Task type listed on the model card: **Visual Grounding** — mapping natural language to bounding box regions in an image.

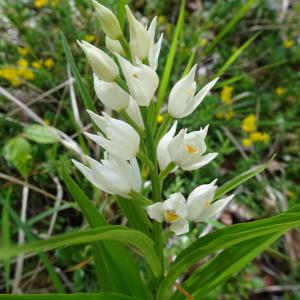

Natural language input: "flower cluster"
[0,47,54,87]
[241,114,270,148]
[72,1,233,235]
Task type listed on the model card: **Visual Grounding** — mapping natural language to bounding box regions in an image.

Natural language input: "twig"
[8,79,75,117]
[0,172,67,203]
[47,176,63,237]
[0,86,85,160]
[67,65,84,129]
[174,282,194,300]
[12,183,29,293]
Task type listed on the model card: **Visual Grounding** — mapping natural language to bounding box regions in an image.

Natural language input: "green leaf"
[155,0,185,118]
[214,157,273,200]
[205,0,256,53]
[60,32,96,113]
[24,125,59,144]
[62,166,152,299]
[216,33,259,77]
[0,293,141,300]
[3,137,32,178]
[172,232,283,300]
[0,225,161,278]
[157,206,300,299]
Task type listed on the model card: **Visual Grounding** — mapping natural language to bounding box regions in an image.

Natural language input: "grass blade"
[0,293,142,300]
[1,190,11,293]
[216,33,259,77]
[205,0,256,54]
[155,0,185,117]
[60,32,96,113]
[10,209,65,293]
[117,0,127,31]
[214,156,273,200]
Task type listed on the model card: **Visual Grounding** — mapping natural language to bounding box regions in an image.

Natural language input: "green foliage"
[24,125,59,144]
[3,136,32,177]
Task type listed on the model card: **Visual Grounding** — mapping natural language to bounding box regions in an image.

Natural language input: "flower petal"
[170,218,189,235]
[146,202,164,222]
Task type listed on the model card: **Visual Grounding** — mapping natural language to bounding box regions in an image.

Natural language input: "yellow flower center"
[204,200,210,209]
[165,210,179,223]
[133,73,139,79]
[187,88,194,97]
[185,144,198,154]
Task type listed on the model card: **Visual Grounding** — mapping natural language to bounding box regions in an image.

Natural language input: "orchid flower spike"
[92,0,122,40]
[168,65,219,118]
[157,122,218,171]
[126,5,151,61]
[85,110,140,160]
[147,180,234,235]
[77,40,119,82]
[117,54,159,106]
[93,74,129,111]
[147,16,163,71]
[73,154,142,198]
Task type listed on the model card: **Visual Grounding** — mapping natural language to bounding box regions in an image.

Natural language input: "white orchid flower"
[78,40,119,82]
[147,193,189,235]
[93,74,129,111]
[147,180,234,235]
[168,65,219,118]
[147,17,163,71]
[85,110,140,160]
[92,0,122,40]
[72,154,141,198]
[157,123,218,171]
[125,97,144,129]
[126,5,151,61]
[117,54,159,106]
[105,36,124,55]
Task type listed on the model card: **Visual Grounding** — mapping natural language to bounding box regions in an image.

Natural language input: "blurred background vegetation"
[0,0,300,298]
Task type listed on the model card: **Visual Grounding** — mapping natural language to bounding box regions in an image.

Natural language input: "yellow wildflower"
[242,138,252,148]
[44,58,54,69]
[34,0,48,8]
[84,34,96,43]
[0,68,21,86]
[22,69,35,80]
[241,114,256,133]
[283,39,294,49]
[250,131,270,144]
[51,0,60,7]
[215,111,224,119]
[200,38,208,47]
[32,60,43,69]
[44,119,50,125]
[287,190,295,198]
[157,114,164,124]
[157,16,166,24]
[220,86,233,105]
[225,110,234,120]
[17,58,28,68]
[17,47,29,56]
[275,87,286,96]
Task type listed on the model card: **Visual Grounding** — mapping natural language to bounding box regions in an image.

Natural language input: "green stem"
[137,151,155,170]
[159,162,176,182]
[129,190,152,206]
[115,76,129,93]
[118,35,132,62]
[140,106,164,274]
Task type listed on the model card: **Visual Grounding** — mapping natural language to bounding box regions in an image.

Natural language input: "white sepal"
[125,97,144,129]
[94,74,129,111]
[117,54,159,106]
[168,65,218,118]
[105,36,124,55]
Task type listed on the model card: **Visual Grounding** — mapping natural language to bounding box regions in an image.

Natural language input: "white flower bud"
[105,36,124,55]
[78,40,119,82]
[92,0,122,40]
